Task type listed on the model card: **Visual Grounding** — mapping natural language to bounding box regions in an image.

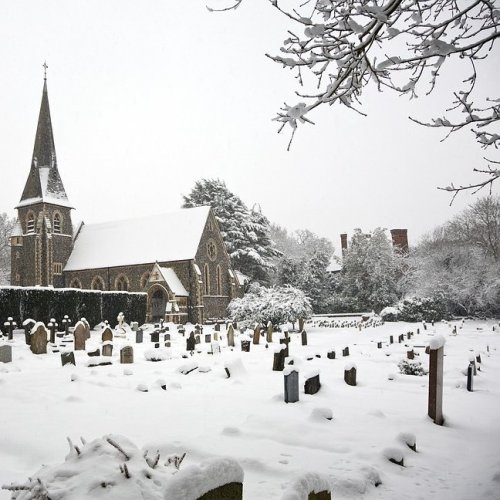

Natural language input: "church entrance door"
[151,289,167,321]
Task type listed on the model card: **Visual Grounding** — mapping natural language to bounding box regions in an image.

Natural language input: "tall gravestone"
[23,319,35,345]
[74,322,87,351]
[284,369,299,403]
[301,330,308,346]
[227,324,235,347]
[62,316,72,335]
[266,322,273,343]
[252,324,260,345]
[102,327,113,343]
[467,363,474,392]
[30,324,48,355]
[428,340,445,425]
[136,328,143,343]
[81,318,91,339]
[186,333,196,351]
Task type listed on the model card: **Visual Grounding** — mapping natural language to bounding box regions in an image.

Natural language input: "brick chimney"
[340,233,348,256]
[390,229,409,253]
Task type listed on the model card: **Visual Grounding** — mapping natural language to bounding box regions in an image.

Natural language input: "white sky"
[1,0,498,255]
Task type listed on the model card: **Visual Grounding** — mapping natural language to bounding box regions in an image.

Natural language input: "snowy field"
[0,318,499,499]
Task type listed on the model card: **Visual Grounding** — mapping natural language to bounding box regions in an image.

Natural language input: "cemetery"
[0,313,499,499]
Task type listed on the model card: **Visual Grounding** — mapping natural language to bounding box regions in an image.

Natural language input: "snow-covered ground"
[0,319,499,499]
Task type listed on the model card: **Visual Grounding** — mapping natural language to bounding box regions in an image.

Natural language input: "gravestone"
[165,333,171,342]
[102,327,113,343]
[3,318,16,341]
[266,322,273,343]
[280,332,290,357]
[304,374,321,395]
[428,343,444,425]
[195,334,201,344]
[301,330,308,346]
[61,352,75,366]
[227,324,235,347]
[47,319,58,344]
[377,341,382,349]
[136,328,143,343]
[327,350,335,360]
[205,334,212,343]
[81,318,91,339]
[62,316,71,335]
[211,342,221,354]
[407,350,415,360]
[213,331,219,342]
[196,482,243,500]
[241,340,251,352]
[87,348,100,357]
[214,323,220,332]
[150,331,160,343]
[284,369,299,403]
[476,354,482,364]
[120,346,134,364]
[0,345,12,363]
[344,366,357,386]
[467,363,474,392]
[30,324,48,355]
[273,347,286,371]
[130,321,139,331]
[102,342,113,357]
[252,324,260,345]
[417,328,420,335]
[23,319,35,345]
[74,323,87,351]
[470,357,477,376]
[398,334,404,343]
[186,333,196,351]
[389,335,394,344]
[342,347,349,357]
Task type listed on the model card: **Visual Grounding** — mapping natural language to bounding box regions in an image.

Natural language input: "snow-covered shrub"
[227,283,312,329]
[380,306,399,322]
[397,359,427,376]
[397,296,447,322]
[144,349,169,362]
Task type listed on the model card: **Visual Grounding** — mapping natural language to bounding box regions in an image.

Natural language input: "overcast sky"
[1,0,498,256]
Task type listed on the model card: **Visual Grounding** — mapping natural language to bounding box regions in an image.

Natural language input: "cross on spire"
[43,61,48,81]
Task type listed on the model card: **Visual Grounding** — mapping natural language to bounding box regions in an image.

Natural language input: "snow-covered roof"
[159,267,188,297]
[327,260,342,273]
[234,270,249,286]
[11,220,23,237]
[64,206,210,271]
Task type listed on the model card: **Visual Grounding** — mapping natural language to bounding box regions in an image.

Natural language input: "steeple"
[17,67,71,208]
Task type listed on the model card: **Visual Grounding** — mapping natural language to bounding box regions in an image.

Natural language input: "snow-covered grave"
[0,318,499,499]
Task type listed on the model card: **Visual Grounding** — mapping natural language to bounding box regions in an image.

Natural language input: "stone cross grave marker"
[0,345,12,363]
[62,316,71,335]
[102,327,113,343]
[61,351,76,367]
[30,324,48,355]
[284,369,299,403]
[304,373,321,395]
[4,318,16,340]
[74,322,87,351]
[120,346,134,364]
[344,365,357,386]
[428,342,444,425]
[47,319,58,344]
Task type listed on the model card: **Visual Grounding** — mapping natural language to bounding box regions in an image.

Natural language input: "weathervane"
[43,61,48,81]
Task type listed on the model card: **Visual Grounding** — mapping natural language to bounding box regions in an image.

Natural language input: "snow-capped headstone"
[407,349,415,360]
[327,350,335,360]
[61,351,75,367]
[23,319,35,345]
[30,323,48,355]
[304,372,321,395]
[47,319,58,344]
[120,346,134,364]
[273,345,286,371]
[344,364,357,386]
[135,328,143,343]
[0,344,12,363]
[102,326,113,343]
[428,336,445,425]
[211,341,221,355]
[62,315,71,335]
[214,323,220,332]
[377,341,382,349]
[195,334,201,344]
[81,318,91,339]
[102,342,113,357]
[150,331,159,343]
[3,318,16,341]
[342,347,349,357]
[73,322,87,351]
[280,331,290,357]
[130,321,139,332]
[284,368,299,403]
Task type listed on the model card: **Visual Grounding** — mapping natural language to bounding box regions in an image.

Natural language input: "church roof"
[64,206,211,271]
[158,267,189,296]
[17,78,72,209]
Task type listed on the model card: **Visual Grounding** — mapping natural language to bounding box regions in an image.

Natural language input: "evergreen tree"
[182,179,280,284]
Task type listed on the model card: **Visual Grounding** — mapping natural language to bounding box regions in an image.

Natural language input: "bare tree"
[209,0,500,198]
[0,213,15,285]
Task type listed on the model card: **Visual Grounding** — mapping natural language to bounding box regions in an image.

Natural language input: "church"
[10,74,243,324]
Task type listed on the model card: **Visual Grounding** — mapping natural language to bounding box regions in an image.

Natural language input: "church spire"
[18,66,71,208]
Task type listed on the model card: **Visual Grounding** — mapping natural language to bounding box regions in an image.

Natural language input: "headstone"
[3,318,16,341]
[241,340,251,352]
[266,322,273,343]
[74,323,87,351]
[211,342,221,354]
[425,345,430,354]
[214,323,220,332]
[61,351,75,366]
[165,333,171,341]
[377,341,382,349]
[62,316,71,335]
[0,345,12,363]
[327,350,335,360]
[253,324,260,345]
[87,348,100,357]
[47,319,58,344]
[284,369,299,403]
[81,318,91,339]
[342,347,349,357]
[186,333,196,351]
[344,366,356,386]
[205,334,212,343]
[150,331,160,343]
[196,482,243,500]
[470,357,477,376]
[467,363,474,392]
[428,344,444,425]
[407,349,415,360]
[23,319,35,345]
[227,324,235,347]
[304,374,321,395]
[398,334,403,343]
[102,343,113,357]
[389,335,393,344]
[476,354,482,364]
[30,324,48,355]
[273,347,286,371]
[213,331,219,341]
[280,331,290,357]
[195,334,201,344]
[136,328,143,343]
[130,321,139,332]
[102,327,113,343]
[417,328,420,335]
[301,330,308,346]
[120,346,134,364]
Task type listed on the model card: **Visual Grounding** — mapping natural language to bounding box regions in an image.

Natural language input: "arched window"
[204,264,210,295]
[53,212,61,234]
[216,265,222,295]
[115,274,129,291]
[26,212,35,234]
[91,276,105,291]
[140,271,150,289]
[70,278,82,289]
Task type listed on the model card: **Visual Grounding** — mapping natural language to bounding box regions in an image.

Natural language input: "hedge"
[0,287,147,328]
